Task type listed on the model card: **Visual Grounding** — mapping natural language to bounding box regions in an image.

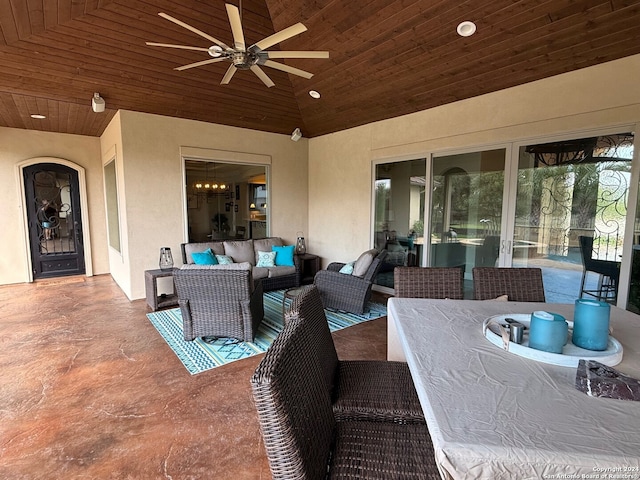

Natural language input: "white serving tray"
[483,313,623,368]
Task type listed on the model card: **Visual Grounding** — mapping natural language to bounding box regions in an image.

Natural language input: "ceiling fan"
[146,3,329,88]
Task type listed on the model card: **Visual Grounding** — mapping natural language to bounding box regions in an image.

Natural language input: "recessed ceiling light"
[30,114,46,119]
[457,21,476,37]
[309,90,321,99]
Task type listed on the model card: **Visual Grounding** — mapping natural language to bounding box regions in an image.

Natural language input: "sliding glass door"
[373,129,637,306]
[429,148,507,296]
[508,133,634,304]
[373,159,426,289]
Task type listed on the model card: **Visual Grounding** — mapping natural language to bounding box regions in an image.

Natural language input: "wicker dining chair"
[394,266,464,299]
[472,267,546,302]
[251,304,439,480]
[285,285,425,424]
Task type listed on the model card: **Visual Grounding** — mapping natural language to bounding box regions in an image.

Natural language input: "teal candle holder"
[529,311,568,354]
[572,299,610,351]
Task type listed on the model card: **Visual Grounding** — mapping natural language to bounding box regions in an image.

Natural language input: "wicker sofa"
[180,237,300,291]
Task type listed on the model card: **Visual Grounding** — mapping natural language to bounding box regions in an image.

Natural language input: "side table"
[145,268,179,311]
[296,253,320,285]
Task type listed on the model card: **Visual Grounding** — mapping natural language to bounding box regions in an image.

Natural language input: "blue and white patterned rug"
[146,289,386,375]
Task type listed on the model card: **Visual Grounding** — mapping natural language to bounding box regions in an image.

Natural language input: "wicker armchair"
[173,264,264,342]
[285,285,425,424]
[314,249,386,314]
[472,267,546,302]
[394,266,464,299]
[251,295,439,479]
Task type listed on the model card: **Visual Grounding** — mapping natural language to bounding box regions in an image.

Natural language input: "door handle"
[500,240,513,254]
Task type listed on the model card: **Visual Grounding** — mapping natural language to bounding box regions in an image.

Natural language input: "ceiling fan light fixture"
[309,90,321,99]
[208,45,224,57]
[30,114,46,119]
[457,21,476,37]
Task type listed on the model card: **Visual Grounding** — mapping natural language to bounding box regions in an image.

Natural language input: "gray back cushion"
[183,242,225,264]
[253,237,283,263]
[352,249,378,277]
[223,240,255,264]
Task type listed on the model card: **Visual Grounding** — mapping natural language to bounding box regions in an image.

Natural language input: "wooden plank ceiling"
[0,0,639,138]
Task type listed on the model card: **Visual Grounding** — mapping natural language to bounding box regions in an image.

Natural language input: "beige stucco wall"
[3,53,639,296]
[110,110,308,300]
[0,127,108,285]
[308,54,640,266]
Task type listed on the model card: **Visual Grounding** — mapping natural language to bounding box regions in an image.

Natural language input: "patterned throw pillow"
[215,255,234,265]
[256,251,277,268]
[339,262,355,275]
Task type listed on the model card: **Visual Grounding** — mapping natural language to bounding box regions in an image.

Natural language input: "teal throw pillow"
[215,254,234,265]
[257,251,277,268]
[339,262,355,275]
[272,245,295,266]
[192,248,218,265]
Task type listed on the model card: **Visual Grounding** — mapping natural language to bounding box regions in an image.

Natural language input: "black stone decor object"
[575,359,640,401]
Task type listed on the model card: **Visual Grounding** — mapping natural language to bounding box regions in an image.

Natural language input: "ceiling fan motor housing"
[231,51,257,69]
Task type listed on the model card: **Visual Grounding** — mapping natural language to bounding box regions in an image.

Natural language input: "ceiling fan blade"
[250,23,307,52]
[221,65,237,84]
[146,42,210,52]
[175,58,225,71]
[225,4,245,51]
[263,60,314,79]
[250,65,275,88]
[158,12,230,50]
[266,51,329,59]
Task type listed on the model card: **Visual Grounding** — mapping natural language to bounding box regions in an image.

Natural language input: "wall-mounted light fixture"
[92,92,106,113]
[291,128,302,142]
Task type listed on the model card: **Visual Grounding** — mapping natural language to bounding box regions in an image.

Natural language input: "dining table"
[387,298,640,480]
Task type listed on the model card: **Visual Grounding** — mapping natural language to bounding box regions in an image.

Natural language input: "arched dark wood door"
[23,163,86,279]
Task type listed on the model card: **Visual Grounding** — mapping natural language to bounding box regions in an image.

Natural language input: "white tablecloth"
[388,298,640,480]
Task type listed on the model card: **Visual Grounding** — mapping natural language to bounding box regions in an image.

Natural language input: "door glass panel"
[431,149,506,295]
[514,133,634,304]
[374,159,426,289]
[33,169,77,255]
